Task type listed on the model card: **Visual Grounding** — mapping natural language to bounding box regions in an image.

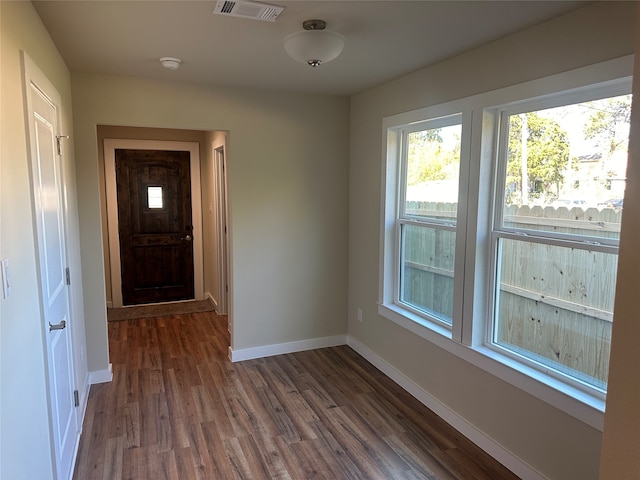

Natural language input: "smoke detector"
[213,0,284,22]
[159,57,182,70]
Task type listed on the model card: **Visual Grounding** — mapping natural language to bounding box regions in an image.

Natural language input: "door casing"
[104,139,204,308]
[214,146,229,314]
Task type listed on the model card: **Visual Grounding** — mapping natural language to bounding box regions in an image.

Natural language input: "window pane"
[400,224,455,324]
[493,237,616,390]
[502,94,631,240]
[148,186,163,209]
[405,124,461,222]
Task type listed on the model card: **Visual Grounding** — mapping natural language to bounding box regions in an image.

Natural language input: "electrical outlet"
[357,308,363,322]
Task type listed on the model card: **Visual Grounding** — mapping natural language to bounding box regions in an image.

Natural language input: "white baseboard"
[229,334,348,362]
[204,292,219,311]
[78,375,91,431]
[347,336,547,480]
[88,363,113,384]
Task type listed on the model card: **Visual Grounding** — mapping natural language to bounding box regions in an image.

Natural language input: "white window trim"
[395,113,467,333]
[379,55,633,431]
[382,106,472,341]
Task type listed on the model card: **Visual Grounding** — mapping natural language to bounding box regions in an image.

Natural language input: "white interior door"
[23,53,78,480]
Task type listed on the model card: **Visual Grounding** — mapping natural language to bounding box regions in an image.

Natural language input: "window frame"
[491,84,631,247]
[486,235,618,397]
[485,82,631,397]
[396,114,465,331]
[381,106,472,342]
[379,55,634,431]
[147,185,164,209]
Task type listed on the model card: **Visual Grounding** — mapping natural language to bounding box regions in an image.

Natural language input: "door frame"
[213,146,229,314]
[104,139,204,307]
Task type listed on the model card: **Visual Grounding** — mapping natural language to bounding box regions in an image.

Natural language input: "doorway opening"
[99,127,230,316]
[104,139,203,307]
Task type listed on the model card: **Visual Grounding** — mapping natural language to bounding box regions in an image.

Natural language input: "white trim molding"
[205,292,218,311]
[229,335,348,362]
[88,364,113,385]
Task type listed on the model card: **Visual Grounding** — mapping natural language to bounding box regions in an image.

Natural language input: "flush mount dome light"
[159,57,182,70]
[283,19,344,67]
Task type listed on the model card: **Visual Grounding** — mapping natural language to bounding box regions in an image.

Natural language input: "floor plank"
[73,311,520,479]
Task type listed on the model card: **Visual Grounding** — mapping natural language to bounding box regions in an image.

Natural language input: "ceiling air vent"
[213,0,284,22]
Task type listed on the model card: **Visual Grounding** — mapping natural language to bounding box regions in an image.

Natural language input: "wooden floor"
[73,312,520,480]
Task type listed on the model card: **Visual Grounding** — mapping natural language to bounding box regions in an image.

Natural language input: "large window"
[491,93,630,392]
[399,118,462,326]
[380,57,632,424]
[381,109,469,340]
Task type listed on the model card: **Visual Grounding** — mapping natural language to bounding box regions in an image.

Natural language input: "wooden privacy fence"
[403,201,622,387]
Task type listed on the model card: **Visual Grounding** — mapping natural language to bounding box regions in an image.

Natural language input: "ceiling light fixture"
[283,19,344,68]
[159,57,182,70]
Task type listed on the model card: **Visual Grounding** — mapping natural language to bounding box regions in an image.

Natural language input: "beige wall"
[348,3,637,479]
[0,1,87,478]
[72,74,350,371]
[599,8,640,479]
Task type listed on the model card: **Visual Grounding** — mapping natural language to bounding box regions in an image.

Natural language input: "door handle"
[49,320,66,331]
[181,234,192,241]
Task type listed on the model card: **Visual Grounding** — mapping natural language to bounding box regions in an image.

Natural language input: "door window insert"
[147,186,163,209]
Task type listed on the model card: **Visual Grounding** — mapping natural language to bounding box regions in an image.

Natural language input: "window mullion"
[495,230,618,255]
[452,110,473,344]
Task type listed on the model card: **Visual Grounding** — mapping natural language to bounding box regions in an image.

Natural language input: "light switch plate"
[1,258,11,299]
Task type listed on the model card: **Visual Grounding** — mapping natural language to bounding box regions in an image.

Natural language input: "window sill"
[378,302,605,430]
[378,302,452,342]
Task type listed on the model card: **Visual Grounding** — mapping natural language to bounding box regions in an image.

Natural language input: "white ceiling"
[33,0,589,96]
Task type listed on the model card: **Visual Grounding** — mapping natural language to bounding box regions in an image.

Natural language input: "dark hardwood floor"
[73,312,520,479]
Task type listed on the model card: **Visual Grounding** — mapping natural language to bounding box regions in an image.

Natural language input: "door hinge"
[74,389,79,407]
[65,267,71,285]
[55,135,69,156]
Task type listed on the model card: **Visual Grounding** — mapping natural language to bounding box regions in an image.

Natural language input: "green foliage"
[583,95,632,157]
[406,127,460,186]
[506,113,570,205]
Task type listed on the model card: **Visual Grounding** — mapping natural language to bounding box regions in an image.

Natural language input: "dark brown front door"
[115,149,194,305]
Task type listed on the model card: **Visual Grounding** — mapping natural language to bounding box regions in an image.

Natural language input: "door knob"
[181,234,192,241]
[49,320,66,331]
